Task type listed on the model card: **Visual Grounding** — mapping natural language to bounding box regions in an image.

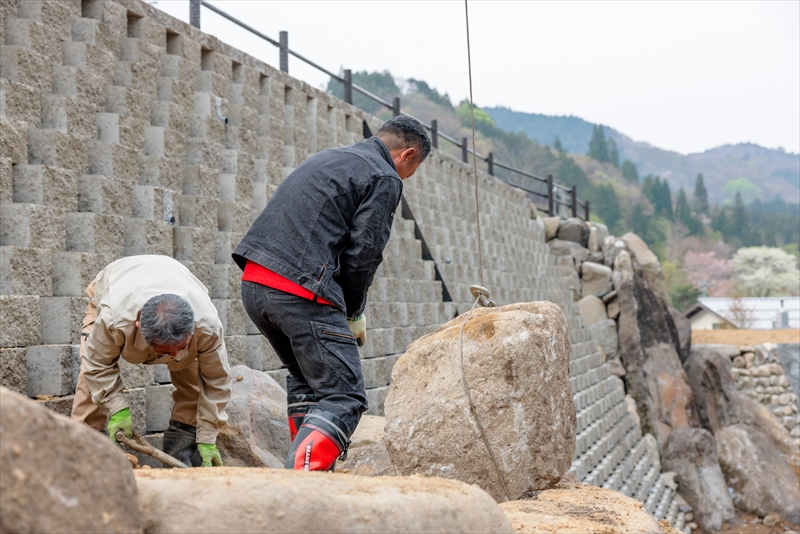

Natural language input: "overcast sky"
[153,1,800,156]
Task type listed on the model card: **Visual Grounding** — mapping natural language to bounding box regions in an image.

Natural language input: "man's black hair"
[375,115,432,163]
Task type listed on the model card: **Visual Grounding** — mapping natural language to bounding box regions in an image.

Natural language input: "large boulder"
[589,318,619,358]
[581,261,613,298]
[499,474,671,534]
[777,343,800,398]
[662,427,735,532]
[621,233,672,306]
[135,467,514,533]
[549,238,590,267]
[338,415,397,476]
[577,295,607,326]
[542,216,560,241]
[384,302,575,502]
[618,276,698,451]
[668,307,691,363]
[557,217,589,247]
[0,387,143,534]
[216,365,290,468]
[716,424,800,524]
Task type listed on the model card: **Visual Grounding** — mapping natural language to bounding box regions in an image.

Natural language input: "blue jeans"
[241,281,367,434]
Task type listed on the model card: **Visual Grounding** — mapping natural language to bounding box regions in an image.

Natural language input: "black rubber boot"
[284,408,351,472]
[163,420,202,467]
[287,394,318,442]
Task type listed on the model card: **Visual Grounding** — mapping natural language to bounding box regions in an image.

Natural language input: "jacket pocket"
[311,321,363,391]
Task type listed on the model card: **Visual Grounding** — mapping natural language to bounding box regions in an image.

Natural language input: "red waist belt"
[242,260,333,305]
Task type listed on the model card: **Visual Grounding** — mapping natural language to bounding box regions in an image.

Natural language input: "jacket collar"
[366,137,397,172]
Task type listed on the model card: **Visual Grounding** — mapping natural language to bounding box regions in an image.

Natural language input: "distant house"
[685,297,800,330]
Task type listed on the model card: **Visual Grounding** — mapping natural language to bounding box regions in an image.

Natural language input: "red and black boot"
[284,408,351,472]
[287,394,318,442]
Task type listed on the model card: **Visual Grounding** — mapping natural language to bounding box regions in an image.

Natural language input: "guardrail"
[189,0,589,220]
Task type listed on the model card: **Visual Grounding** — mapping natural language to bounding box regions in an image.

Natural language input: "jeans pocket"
[311,321,363,391]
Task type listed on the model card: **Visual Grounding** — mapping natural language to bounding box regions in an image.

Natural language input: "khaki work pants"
[71,281,201,431]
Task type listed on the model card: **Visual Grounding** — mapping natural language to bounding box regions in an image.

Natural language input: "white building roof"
[695,297,800,330]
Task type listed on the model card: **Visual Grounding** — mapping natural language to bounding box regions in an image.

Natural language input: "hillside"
[485,107,800,204]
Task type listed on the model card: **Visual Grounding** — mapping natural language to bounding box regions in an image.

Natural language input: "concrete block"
[0,158,11,205]
[4,16,60,61]
[0,117,26,164]
[139,155,183,191]
[72,16,120,54]
[266,369,289,391]
[179,261,212,290]
[1,347,27,394]
[117,115,147,151]
[183,165,219,197]
[366,386,388,416]
[52,251,109,297]
[244,334,283,371]
[51,65,105,111]
[114,58,158,95]
[16,0,73,44]
[77,174,132,216]
[219,174,253,204]
[224,335,247,367]
[27,128,88,173]
[0,294,40,347]
[218,201,251,233]
[214,231,244,264]
[26,344,73,397]
[131,186,178,223]
[41,93,96,137]
[153,364,171,384]
[39,296,87,344]
[124,217,173,256]
[104,85,150,119]
[87,140,138,184]
[118,358,155,389]
[70,344,80,392]
[178,195,218,229]
[210,264,242,299]
[36,394,75,418]
[12,164,77,211]
[0,202,65,250]
[123,386,146,436]
[146,383,176,433]
[173,226,214,262]
[66,212,124,256]
[0,246,52,295]
[0,46,52,95]
[211,299,248,336]
[0,78,41,126]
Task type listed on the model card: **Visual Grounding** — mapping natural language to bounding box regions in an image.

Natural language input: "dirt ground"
[691,329,800,346]
[715,513,799,534]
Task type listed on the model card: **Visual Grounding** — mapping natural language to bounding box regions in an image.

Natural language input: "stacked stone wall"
[1,0,684,525]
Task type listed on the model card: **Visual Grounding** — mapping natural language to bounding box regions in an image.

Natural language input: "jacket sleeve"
[194,326,232,444]
[338,175,403,317]
[82,316,129,416]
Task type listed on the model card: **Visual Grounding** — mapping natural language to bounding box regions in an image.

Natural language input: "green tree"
[587,183,621,233]
[692,173,709,215]
[723,177,762,204]
[732,246,800,296]
[731,191,749,242]
[676,187,702,235]
[711,206,730,237]
[407,78,453,110]
[659,179,674,221]
[553,135,564,153]
[642,174,657,203]
[587,125,608,163]
[630,204,649,237]
[606,138,619,168]
[621,160,639,183]
[327,70,400,115]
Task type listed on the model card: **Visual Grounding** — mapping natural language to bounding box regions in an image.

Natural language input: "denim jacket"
[233,137,402,317]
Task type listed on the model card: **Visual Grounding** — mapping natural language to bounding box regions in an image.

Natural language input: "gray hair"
[376,115,432,163]
[140,294,194,346]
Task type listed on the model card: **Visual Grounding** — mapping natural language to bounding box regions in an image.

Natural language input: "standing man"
[234,116,430,471]
[72,255,232,467]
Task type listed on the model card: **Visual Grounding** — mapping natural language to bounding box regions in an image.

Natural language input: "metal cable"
[458,295,512,501]
[464,0,484,288]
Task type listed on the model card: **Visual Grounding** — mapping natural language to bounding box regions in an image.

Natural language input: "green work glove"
[347,314,366,347]
[197,443,223,467]
[108,408,133,443]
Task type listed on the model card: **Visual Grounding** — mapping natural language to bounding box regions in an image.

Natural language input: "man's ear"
[135,320,140,329]
[400,147,417,163]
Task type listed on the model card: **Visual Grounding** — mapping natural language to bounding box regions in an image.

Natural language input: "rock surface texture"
[216,365,290,468]
[499,474,672,534]
[662,426,735,532]
[135,467,514,533]
[338,415,397,476]
[384,301,576,502]
[0,387,143,534]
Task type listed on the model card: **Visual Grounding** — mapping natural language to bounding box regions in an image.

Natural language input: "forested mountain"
[484,107,800,205]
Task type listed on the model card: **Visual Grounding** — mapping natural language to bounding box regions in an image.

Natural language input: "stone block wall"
[1,0,686,525]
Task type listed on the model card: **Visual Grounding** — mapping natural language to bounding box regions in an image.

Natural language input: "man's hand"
[197,443,223,467]
[347,315,366,347]
[108,408,133,443]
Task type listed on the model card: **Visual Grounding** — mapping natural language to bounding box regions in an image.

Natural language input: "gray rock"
[603,236,624,267]
[587,226,599,252]
[589,318,618,358]
[621,233,672,307]
[578,295,607,326]
[216,365,290,468]
[662,427,735,532]
[592,222,609,245]
[385,302,575,502]
[689,344,740,361]
[135,467,514,533]
[777,343,800,398]
[549,238,590,266]
[618,276,698,451]
[557,217,589,247]
[716,424,800,524]
[669,307,692,363]
[607,298,620,319]
[0,387,143,534]
[542,216,560,241]
[581,261,613,298]
[339,415,397,476]
[556,256,581,302]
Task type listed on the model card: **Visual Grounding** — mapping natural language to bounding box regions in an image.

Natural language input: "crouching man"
[71,255,232,467]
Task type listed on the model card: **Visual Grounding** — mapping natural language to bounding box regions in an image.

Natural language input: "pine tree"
[606,138,619,168]
[693,173,709,215]
[677,187,692,227]
[631,204,649,238]
[660,180,674,221]
[731,191,749,242]
[621,160,639,183]
[711,206,729,237]
[553,135,564,153]
[587,125,608,163]
[642,175,657,204]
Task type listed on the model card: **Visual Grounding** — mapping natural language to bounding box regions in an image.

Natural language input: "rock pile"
[384,301,576,502]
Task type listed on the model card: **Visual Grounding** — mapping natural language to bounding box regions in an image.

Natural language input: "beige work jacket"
[83,255,231,444]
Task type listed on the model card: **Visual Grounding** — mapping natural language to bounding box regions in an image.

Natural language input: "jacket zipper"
[322,330,354,341]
